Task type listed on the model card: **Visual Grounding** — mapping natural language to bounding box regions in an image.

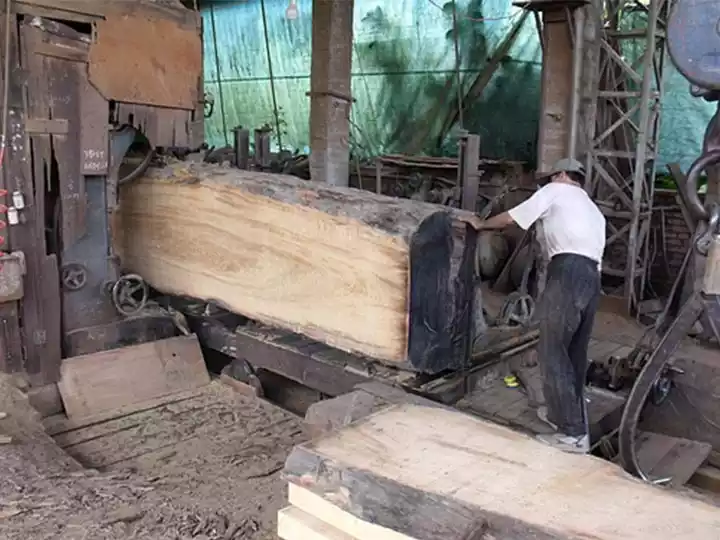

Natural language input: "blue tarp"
[202,0,714,171]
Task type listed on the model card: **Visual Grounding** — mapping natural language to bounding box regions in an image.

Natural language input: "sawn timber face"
[283,403,720,540]
[114,163,477,373]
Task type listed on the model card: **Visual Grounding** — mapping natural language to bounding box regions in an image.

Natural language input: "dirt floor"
[0,377,306,540]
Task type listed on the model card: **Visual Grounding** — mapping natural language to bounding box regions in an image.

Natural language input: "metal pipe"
[567,7,585,159]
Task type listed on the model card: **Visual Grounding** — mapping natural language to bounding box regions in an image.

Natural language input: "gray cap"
[536,157,586,183]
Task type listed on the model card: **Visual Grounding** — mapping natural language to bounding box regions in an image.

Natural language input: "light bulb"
[286,0,298,20]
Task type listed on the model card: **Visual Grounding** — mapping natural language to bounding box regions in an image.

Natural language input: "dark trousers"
[537,253,600,437]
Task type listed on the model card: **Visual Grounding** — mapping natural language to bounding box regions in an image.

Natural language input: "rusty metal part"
[668,0,720,223]
[87,5,201,109]
[683,104,720,222]
[60,263,88,291]
[111,274,149,317]
[696,206,720,255]
[667,0,720,92]
[685,150,720,222]
[618,292,708,483]
[499,292,535,327]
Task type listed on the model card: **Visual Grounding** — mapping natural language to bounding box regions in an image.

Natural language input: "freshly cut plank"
[58,335,210,419]
[113,162,478,373]
[278,506,356,540]
[287,484,413,540]
[284,403,720,540]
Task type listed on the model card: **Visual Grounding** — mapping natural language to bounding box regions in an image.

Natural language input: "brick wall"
[649,189,693,295]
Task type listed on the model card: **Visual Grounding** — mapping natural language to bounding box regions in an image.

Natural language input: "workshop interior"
[0,0,719,538]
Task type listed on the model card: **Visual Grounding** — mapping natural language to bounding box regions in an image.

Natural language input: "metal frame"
[187,310,539,405]
[586,0,674,313]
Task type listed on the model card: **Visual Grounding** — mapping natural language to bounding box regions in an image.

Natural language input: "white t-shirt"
[508,182,606,269]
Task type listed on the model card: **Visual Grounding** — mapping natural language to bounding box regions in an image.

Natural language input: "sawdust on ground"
[0,378,307,540]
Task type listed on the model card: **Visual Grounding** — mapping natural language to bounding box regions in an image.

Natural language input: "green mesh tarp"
[202,0,714,170]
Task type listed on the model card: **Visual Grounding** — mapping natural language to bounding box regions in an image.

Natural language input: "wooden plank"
[284,404,720,540]
[24,117,69,134]
[6,23,46,380]
[303,389,389,439]
[114,164,479,374]
[20,25,63,384]
[287,485,413,540]
[59,395,238,468]
[34,39,88,62]
[59,383,298,470]
[88,7,201,109]
[43,386,206,436]
[47,47,87,249]
[52,388,223,448]
[278,506,354,540]
[636,431,712,488]
[57,335,210,420]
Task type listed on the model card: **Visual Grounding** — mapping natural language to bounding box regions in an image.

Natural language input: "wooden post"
[309,0,354,187]
[458,134,481,212]
[537,9,573,170]
[233,127,250,170]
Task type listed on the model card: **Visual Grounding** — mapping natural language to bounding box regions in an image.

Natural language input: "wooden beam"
[113,164,478,373]
[284,403,720,540]
[537,10,573,170]
[309,0,354,187]
[57,335,209,419]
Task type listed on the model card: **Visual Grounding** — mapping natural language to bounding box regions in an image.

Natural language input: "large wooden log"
[113,163,478,373]
[284,403,720,540]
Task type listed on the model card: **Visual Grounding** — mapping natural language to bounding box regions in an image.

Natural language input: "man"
[463,158,606,454]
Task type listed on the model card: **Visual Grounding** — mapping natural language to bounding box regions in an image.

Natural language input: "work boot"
[535,432,589,454]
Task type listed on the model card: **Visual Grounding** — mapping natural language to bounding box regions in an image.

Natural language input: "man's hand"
[458,214,485,230]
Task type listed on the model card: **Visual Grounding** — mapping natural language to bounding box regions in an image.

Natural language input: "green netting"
[202,0,714,171]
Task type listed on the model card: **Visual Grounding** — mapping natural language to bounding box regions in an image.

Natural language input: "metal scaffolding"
[585,0,674,313]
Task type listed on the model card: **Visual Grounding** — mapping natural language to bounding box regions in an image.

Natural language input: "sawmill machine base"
[0,1,204,387]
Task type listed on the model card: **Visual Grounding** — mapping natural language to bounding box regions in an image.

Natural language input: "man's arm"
[461,185,556,231]
[458,211,515,230]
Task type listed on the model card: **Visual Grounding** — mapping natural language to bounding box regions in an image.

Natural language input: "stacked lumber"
[113,162,478,374]
[279,403,720,540]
